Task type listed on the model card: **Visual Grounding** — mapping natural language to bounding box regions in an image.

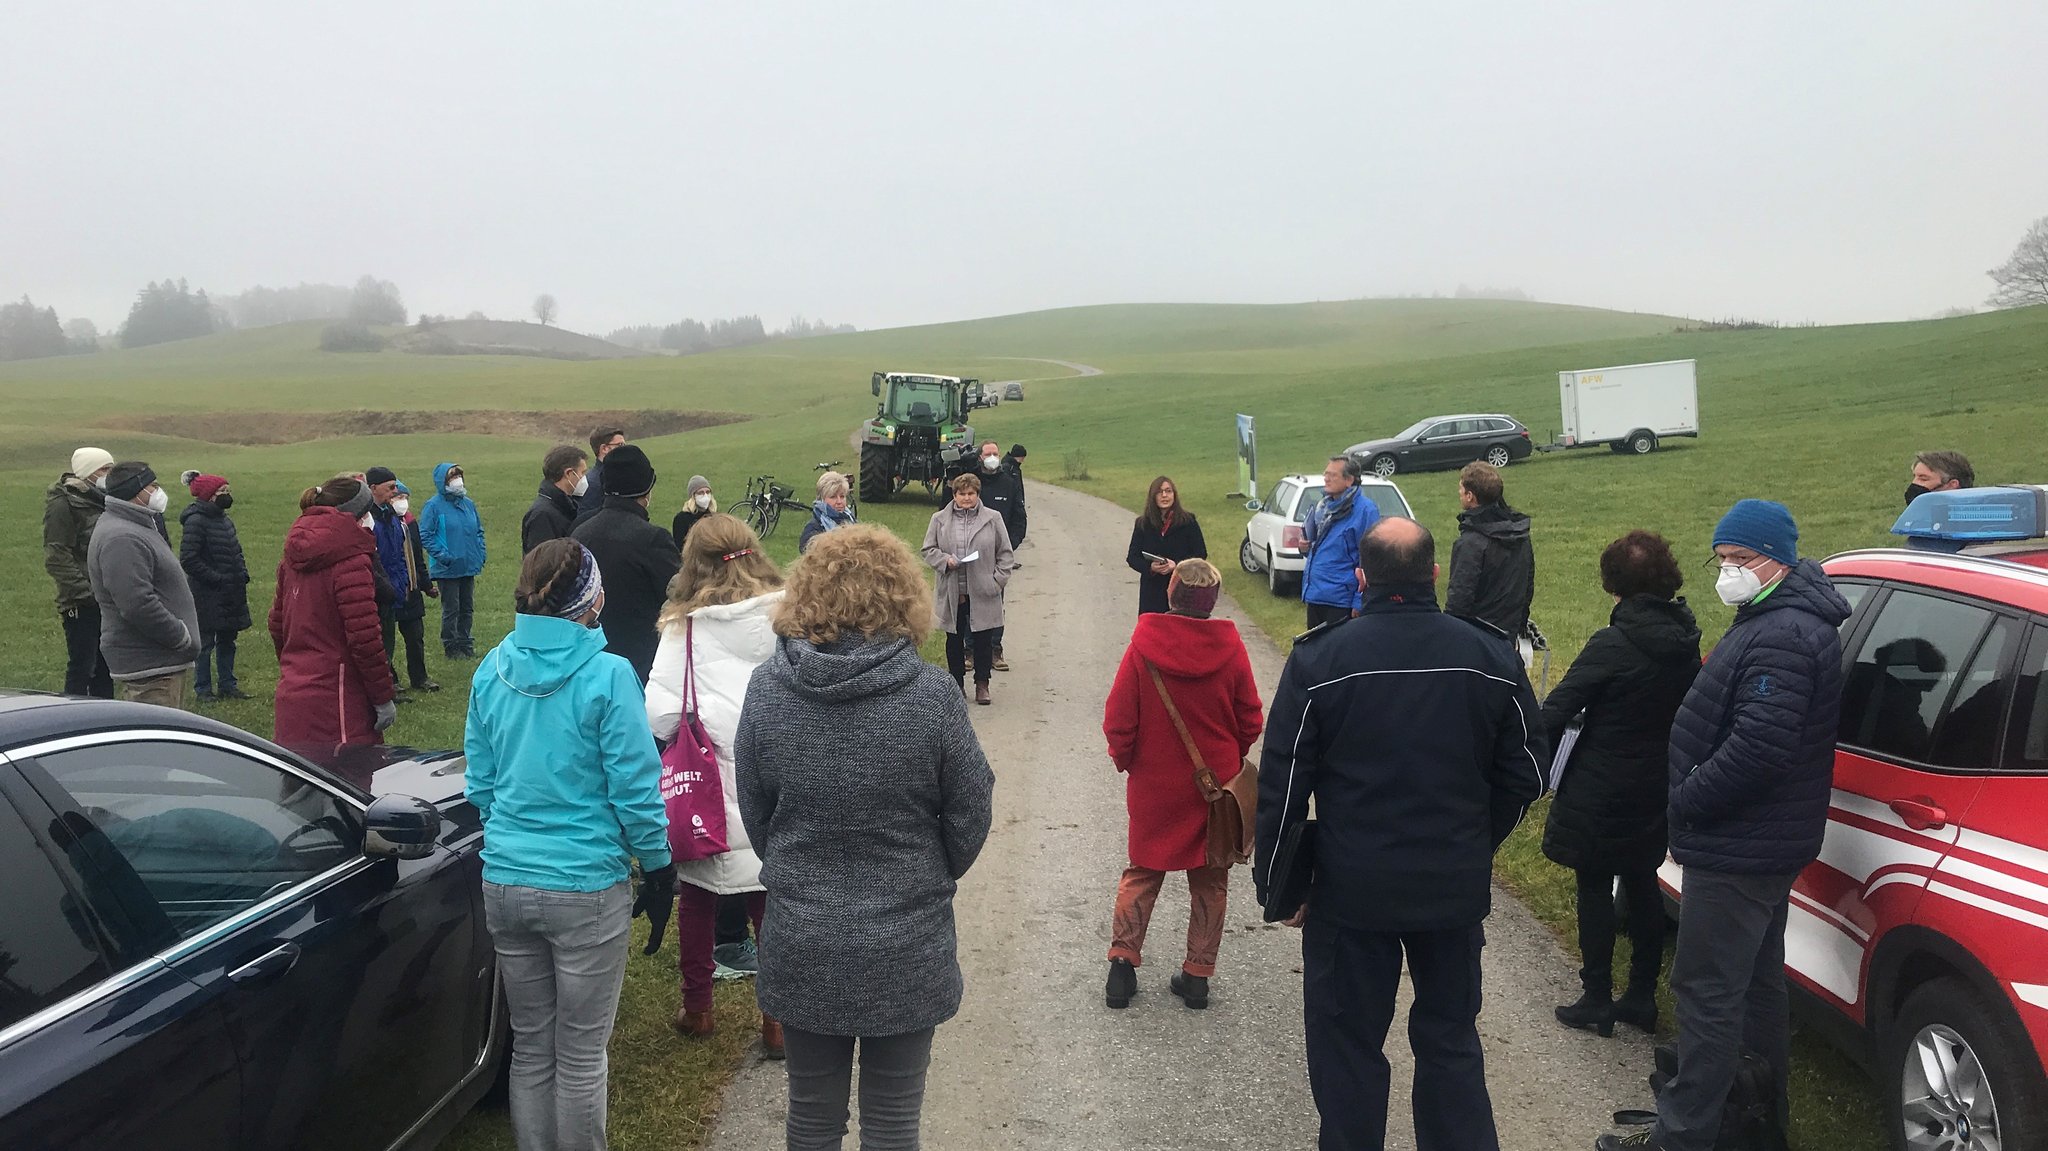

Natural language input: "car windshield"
[1291,481,1412,522]
[1391,418,1436,441]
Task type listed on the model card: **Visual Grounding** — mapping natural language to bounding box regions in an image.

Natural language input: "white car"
[1239,475,1414,596]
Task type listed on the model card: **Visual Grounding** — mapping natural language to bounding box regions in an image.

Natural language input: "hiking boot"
[1105,959,1137,1009]
[672,1008,715,1038]
[1612,986,1659,1034]
[1170,971,1210,1009]
[963,653,974,672]
[1556,990,1615,1036]
[993,646,1010,672]
[1595,1131,1663,1150]
[413,679,441,693]
[392,690,415,705]
[975,682,991,706]
[760,1016,785,1061]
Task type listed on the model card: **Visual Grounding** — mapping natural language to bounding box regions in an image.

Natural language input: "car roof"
[1277,473,1404,487]
[1416,413,1520,422]
[1823,548,2048,614]
[0,693,261,747]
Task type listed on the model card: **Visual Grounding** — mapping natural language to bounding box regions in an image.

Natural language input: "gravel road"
[705,479,1656,1150]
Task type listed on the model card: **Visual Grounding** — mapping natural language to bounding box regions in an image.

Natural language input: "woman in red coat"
[269,476,398,749]
[1100,558,1264,1011]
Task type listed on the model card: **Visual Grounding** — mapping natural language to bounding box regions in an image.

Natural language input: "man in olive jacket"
[87,462,201,709]
[45,446,116,697]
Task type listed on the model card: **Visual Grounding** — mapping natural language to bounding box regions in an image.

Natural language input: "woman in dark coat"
[178,474,252,700]
[1540,530,1701,1036]
[1124,475,1207,616]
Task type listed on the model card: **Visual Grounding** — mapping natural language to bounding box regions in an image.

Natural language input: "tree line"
[603,314,856,354]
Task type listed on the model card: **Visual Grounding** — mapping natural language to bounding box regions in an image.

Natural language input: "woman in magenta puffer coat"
[269,475,397,748]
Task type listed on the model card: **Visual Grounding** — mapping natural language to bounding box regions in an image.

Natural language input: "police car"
[1660,486,2048,1151]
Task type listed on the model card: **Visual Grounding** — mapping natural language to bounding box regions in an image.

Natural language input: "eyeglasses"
[1703,552,1765,573]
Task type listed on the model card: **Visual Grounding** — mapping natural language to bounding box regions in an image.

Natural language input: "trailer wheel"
[1627,431,1657,455]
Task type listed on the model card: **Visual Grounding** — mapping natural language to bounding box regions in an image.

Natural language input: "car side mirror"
[365,793,442,860]
[1245,499,1265,512]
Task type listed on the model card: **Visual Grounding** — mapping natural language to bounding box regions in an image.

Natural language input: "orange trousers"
[1108,865,1229,978]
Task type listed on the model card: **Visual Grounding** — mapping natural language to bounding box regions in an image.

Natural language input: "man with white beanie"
[44,446,116,696]
[86,461,202,709]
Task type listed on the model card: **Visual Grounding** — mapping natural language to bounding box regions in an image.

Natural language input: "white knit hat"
[70,447,113,479]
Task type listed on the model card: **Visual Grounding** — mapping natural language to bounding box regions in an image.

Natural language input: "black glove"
[633,862,677,955]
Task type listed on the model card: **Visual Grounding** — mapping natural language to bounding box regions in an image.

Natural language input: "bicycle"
[731,474,809,539]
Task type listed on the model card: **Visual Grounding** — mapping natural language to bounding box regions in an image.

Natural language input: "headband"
[556,543,605,620]
[331,483,374,518]
[721,547,755,563]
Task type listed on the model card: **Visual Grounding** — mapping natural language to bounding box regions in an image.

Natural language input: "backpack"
[1612,1042,1788,1151]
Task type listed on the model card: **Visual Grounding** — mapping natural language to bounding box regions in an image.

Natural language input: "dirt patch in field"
[100,409,750,446]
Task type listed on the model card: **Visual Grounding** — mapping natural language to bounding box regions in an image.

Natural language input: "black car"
[1343,413,1534,478]
[0,694,504,1151]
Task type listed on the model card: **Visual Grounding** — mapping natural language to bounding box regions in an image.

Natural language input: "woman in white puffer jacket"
[646,512,787,1055]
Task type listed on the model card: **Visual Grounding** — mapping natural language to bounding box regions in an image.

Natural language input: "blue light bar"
[1892,486,2048,545]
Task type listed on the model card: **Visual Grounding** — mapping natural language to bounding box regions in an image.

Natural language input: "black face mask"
[214,493,234,511]
[1905,482,1935,507]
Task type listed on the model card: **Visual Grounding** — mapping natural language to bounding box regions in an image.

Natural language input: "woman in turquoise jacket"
[464,538,674,1150]
[419,461,486,658]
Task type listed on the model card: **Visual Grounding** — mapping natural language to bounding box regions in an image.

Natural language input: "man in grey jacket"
[87,462,201,708]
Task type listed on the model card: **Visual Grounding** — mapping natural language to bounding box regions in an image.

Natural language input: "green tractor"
[859,371,990,503]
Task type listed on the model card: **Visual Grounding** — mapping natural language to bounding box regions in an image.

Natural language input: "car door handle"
[1888,798,1949,832]
[229,942,302,986]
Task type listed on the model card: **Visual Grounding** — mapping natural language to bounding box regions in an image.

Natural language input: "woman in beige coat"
[921,472,1015,704]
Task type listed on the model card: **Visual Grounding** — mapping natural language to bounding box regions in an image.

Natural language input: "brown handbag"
[1145,661,1259,869]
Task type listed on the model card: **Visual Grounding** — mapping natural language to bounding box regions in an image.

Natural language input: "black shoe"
[193,690,217,704]
[1612,987,1659,1034]
[219,688,252,701]
[1595,1130,1661,1149]
[1169,971,1209,1010]
[1556,990,1614,1036]
[1105,960,1137,1009]
[392,690,415,705]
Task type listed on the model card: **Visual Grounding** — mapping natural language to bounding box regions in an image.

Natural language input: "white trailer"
[1551,358,1698,455]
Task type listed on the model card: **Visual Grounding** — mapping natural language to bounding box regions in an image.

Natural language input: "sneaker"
[413,679,441,693]
[713,939,759,979]
[392,690,415,705]
[992,646,1010,672]
[1594,1131,1661,1150]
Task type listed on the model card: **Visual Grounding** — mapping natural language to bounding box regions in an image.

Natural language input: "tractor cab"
[861,372,986,504]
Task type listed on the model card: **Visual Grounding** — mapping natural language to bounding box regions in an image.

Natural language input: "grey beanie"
[688,474,711,495]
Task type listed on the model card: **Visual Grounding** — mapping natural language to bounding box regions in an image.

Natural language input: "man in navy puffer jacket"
[1601,499,1849,1151]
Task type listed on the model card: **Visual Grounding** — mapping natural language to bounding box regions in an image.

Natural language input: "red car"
[1661,485,2048,1151]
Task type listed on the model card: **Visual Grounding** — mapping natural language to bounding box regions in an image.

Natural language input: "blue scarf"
[812,500,856,532]
[1315,485,1356,535]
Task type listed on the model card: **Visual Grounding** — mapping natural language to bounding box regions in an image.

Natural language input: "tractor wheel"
[859,443,894,504]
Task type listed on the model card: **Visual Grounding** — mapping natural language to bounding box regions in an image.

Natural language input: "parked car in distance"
[1343,413,1533,478]
[1658,486,2048,1151]
[1239,475,1413,596]
[1002,382,1024,401]
[0,695,505,1151]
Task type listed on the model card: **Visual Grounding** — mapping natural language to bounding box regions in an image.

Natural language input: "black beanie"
[105,462,157,502]
[364,465,397,487]
[1010,444,1027,459]
[601,444,655,496]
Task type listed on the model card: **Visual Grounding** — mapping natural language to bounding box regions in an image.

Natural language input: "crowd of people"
[36,427,1983,1150]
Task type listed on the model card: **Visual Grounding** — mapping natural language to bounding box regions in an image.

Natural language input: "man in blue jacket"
[1299,455,1380,632]
[418,461,487,659]
[1259,517,1546,1151]
[1597,500,1849,1151]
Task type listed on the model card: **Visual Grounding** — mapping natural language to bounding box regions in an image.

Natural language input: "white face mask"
[446,476,466,496]
[393,499,410,517]
[571,472,589,497]
[1715,562,1765,607]
[694,492,712,510]
[93,473,110,492]
[359,512,375,530]
[145,487,169,514]
[982,454,1000,472]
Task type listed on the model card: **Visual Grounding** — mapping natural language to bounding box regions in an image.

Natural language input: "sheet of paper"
[958,550,981,563]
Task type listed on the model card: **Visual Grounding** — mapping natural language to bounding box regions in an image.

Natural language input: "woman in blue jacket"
[418,461,486,658]
[464,539,674,1151]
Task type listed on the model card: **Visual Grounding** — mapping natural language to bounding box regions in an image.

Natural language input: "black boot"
[1105,959,1137,1009]
[1612,984,1659,1034]
[1169,971,1209,1010]
[1555,989,1614,1036]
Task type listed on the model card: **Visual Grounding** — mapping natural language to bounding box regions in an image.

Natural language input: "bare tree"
[533,294,558,326]
[1987,216,2048,308]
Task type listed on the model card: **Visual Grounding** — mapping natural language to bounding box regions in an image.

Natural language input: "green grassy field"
[4,299,2044,1149]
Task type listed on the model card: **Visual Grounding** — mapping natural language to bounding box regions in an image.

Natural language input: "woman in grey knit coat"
[735,523,995,1151]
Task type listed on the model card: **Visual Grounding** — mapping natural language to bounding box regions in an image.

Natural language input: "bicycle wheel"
[733,499,763,534]
[759,500,781,539]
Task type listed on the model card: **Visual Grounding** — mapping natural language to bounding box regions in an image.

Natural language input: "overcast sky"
[6,2,2045,333]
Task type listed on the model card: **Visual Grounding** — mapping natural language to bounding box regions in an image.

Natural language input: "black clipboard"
[1261,819,1317,922]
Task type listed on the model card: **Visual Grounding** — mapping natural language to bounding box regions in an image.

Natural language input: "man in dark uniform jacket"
[570,444,678,683]
[1257,517,1547,1151]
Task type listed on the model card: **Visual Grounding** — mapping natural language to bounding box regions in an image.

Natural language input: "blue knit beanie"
[1713,499,1799,565]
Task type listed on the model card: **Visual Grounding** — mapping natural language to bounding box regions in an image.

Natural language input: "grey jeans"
[483,881,633,1151]
[783,1026,936,1151]
[1655,868,1796,1151]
